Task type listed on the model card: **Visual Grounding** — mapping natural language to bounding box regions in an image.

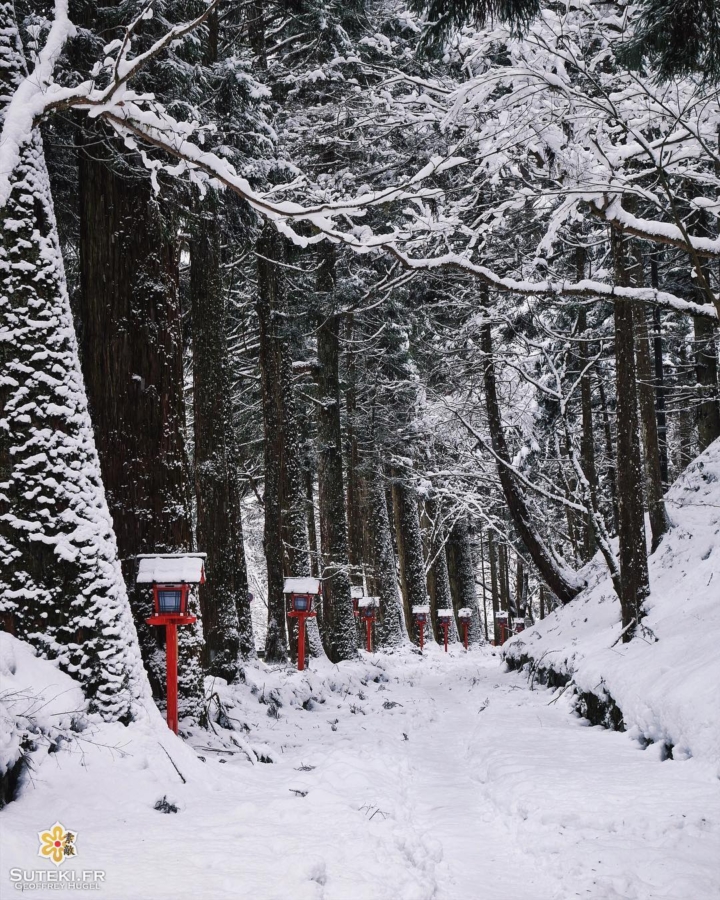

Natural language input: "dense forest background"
[2,0,719,721]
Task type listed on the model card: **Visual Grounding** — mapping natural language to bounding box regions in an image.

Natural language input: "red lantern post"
[137,554,205,734]
[513,616,526,635]
[412,606,429,651]
[495,611,509,645]
[284,578,321,671]
[358,597,378,652]
[437,608,453,651]
[458,608,472,650]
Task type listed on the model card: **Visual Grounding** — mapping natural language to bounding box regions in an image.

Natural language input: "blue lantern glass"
[158,589,182,614]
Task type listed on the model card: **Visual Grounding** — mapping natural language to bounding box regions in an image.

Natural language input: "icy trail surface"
[3,648,719,900]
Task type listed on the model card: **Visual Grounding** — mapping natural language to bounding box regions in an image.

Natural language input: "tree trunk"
[632,302,670,551]
[649,255,670,486]
[314,248,356,662]
[693,316,720,452]
[488,531,500,642]
[612,231,650,637]
[367,452,405,647]
[256,225,289,663]
[481,320,584,603]
[305,469,320,578]
[392,476,429,642]
[597,371,619,533]
[190,193,253,677]
[446,518,483,643]
[577,305,599,562]
[0,10,147,721]
[424,497,455,643]
[345,315,365,589]
[77,129,203,715]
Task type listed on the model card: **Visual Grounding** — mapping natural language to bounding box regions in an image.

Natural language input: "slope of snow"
[2,640,719,899]
[505,439,720,771]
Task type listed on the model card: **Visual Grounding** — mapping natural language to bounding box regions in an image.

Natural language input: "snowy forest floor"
[3,645,719,900]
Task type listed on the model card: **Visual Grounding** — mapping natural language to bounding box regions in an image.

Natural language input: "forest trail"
[3,651,718,900]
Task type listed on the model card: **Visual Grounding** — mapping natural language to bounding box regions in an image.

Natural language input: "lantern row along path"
[2,641,718,899]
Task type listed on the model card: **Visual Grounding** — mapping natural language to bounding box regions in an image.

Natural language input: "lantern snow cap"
[437,608,454,619]
[137,553,205,621]
[412,605,430,618]
[351,585,364,616]
[358,596,378,616]
[458,608,473,620]
[283,577,321,613]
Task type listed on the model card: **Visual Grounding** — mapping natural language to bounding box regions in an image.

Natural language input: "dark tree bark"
[479,533,490,640]
[612,231,650,637]
[488,531,500,642]
[481,320,584,604]
[367,452,405,646]
[77,131,203,714]
[345,315,365,589]
[693,316,720,451]
[649,255,670,486]
[392,475,430,641]
[632,302,670,551]
[446,517,483,642]
[305,469,320,578]
[256,225,289,663]
[190,193,254,676]
[424,497,455,643]
[314,247,356,662]
[597,370,620,533]
[576,291,599,562]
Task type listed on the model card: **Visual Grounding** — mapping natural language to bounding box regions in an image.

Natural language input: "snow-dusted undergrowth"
[505,439,720,771]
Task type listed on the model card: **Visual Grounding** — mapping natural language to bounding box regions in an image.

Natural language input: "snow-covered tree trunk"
[488,531,500,643]
[632,301,670,551]
[423,497,455,643]
[649,257,670,487]
[0,3,147,721]
[314,247,356,662]
[256,225,320,663]
[612,231,650,637]
[392,475,430,643]
[77,127,203,717]
[256,225,290,663]
[190,192,254,674]
[577,305,599,563]
[366,452,405,647]
[446,517,483,644]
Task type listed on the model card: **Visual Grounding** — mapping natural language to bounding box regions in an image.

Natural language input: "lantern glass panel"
[294,596,310,612]
[158,589,182,614]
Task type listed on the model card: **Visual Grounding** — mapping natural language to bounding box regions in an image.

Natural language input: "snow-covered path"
[3,650,719,900]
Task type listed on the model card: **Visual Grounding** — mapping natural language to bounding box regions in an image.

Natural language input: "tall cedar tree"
[0,3,147,721]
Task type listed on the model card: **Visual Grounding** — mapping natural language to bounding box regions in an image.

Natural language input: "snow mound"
[505,439,720,770]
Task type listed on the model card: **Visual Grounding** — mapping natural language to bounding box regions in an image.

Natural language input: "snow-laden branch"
[2,0,717,323]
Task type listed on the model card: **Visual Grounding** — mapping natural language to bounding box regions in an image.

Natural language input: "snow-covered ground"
[505,440,720,774]
[2,638,719,900]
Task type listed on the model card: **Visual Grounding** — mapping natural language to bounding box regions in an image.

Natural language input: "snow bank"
[505,439,720,770]
[0,633,86,784]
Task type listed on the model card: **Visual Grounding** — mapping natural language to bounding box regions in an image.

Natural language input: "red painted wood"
[166,623,178,734]
[442,621,449,652]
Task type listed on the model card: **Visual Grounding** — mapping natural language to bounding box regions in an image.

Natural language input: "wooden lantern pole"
[166,623,179,733]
